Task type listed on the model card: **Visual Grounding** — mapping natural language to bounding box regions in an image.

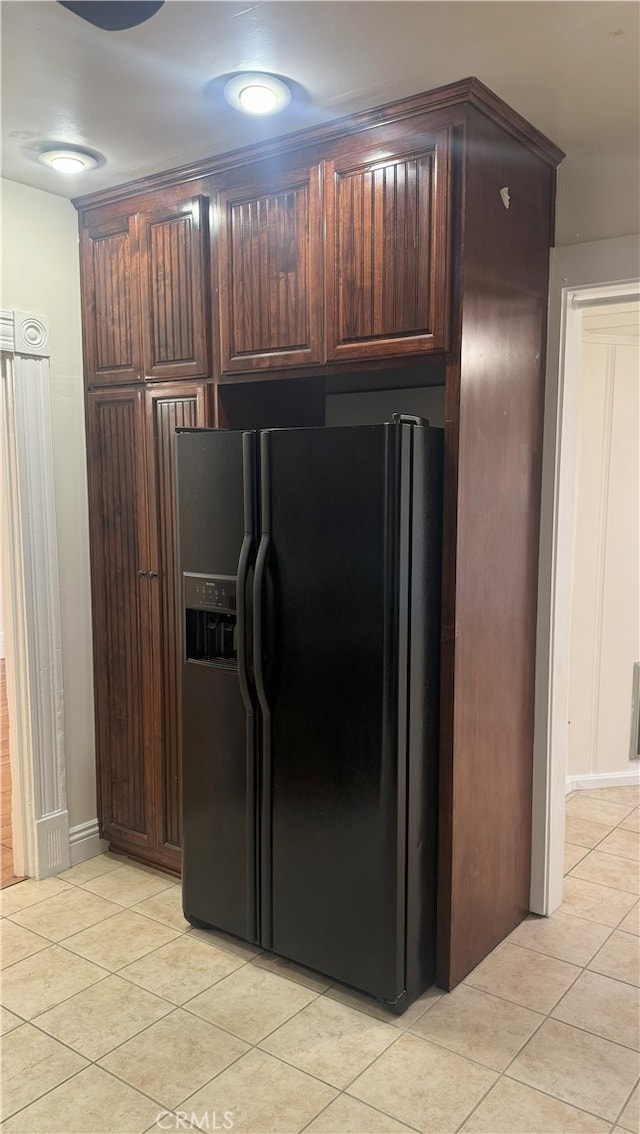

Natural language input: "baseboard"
[69,819,109,866]
[566,770,640,794]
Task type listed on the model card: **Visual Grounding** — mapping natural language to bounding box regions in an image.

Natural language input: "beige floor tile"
[565,816,613,849]
[305,1095,418,1132]
[0,1005,23,1034]
[620,808,640,833]
[2,1022,87,1119]
[62,908,179,970]
[567,795,634,828]
[186,962,318,1043]
[589,930,640,986]
[252,950,333,992]
[410,984,543,1071]
[618,902,640,935]
[1,1064,162,1133]
[565,842,589,873]
[100,1007,249,1108]
[392,985,444,1029]
[464,942,580,1013]
[1,920,50,967]
[0,876,70,916]
[324,983,401,1023]
[570,850,640,895]
[508,1018,639,1121]
[181,1048,337,1134]
[551,968,640,1050]
[324,982,443,1028]
[347,1031,497,1133]
[507,911,611,966]
[598,828,640,862]
[81,863,176,907]
[134,885,192,933]
[58,855,124,886]
[261,995,399,1090]
[618,1082,640,1134]
[561,876,637,926]
[583,786,640,808]
[0,944,107,1019]
[9,886,122,942]
[34,972,172,1060]
[461,1076,610,1132]
[187,924,263,960]
[120,934,246,1004]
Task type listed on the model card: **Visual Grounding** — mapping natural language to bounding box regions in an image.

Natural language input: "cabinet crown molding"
[73,76,565,214]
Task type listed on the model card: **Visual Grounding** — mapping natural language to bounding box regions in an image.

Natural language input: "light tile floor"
[1,786,638,1134]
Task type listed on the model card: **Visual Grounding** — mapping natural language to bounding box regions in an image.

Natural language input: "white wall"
[1,177,96,832]
[556,145,640,247]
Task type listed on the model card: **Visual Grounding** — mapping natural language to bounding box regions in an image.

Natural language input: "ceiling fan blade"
[58,1,164,31]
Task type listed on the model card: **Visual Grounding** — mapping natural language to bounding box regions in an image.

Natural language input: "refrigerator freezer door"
[259,424,406,1003]
[176,428,259,942]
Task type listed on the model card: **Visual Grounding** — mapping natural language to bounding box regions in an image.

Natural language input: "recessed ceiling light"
[223,72,291,116]
[38,149,98,174]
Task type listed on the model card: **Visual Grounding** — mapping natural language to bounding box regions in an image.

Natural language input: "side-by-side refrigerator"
[176,418,443,1012]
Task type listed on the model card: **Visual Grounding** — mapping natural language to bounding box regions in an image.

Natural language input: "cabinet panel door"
[218,165,323,372]
[140,197,210,381]
[145,383,208,866]
[325,129,451,361]
[80,214,142,386]
[86,389,153,850]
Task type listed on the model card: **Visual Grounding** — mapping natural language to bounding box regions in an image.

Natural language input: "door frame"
[531,267,640,916]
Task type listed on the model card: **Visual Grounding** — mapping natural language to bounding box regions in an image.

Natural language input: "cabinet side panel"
[87,392,149,840]
[439,109,556,987]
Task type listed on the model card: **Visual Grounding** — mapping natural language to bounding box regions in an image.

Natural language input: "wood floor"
[1,658,24,888]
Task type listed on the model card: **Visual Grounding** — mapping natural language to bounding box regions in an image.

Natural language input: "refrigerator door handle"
[253,532,271,717]
[236,532,254,715]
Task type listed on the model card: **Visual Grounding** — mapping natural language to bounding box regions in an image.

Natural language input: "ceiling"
[2,1,639,232]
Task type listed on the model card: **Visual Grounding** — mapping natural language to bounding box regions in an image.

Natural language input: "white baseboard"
[69,819,108,866]
[35,810,70,877]
[566,770,640,794]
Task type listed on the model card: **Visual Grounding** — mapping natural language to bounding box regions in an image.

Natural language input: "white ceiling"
[2,1,639,226]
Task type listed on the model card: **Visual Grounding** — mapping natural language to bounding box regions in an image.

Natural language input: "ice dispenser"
[184,573,237,665]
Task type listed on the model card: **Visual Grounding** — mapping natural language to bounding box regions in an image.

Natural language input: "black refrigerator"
[176,418,443,1013]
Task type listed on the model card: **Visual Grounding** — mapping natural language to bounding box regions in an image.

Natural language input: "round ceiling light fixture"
[38,148,98,174]
[223,72,292,116]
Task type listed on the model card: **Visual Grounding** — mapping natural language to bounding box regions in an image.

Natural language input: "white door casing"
[1,309,69,877]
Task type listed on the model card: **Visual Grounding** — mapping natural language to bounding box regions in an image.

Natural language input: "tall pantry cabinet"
[76,78,564,988]
[81,194,210,874]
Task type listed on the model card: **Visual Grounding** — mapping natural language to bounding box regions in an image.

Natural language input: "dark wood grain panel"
[80,215,141,386]
[146,383,207,862]
[218,165,323,372]
[140,196,210,380]
[436,108,556,989]
[326,129,451,361]
[86,389,151,845]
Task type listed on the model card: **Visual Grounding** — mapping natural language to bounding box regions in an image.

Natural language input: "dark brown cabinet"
[81,196,210,387]
[76,78,564,987]
[325,128,451,361]
[81,215,141,386]
[86,382,207,871]
[217,162,323,373]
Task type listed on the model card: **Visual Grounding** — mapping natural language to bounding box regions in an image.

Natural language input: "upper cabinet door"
[80,213,142,386]
[217,164,323,373]
[325,128,452,362]
[139,196,210,381]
